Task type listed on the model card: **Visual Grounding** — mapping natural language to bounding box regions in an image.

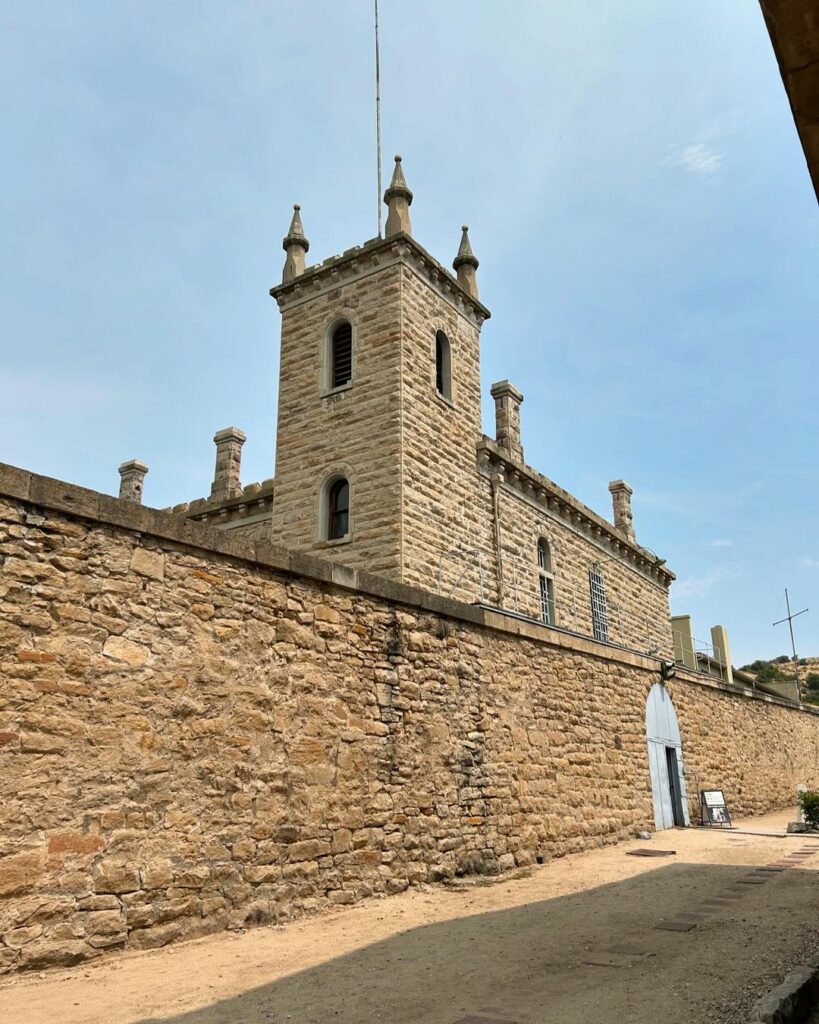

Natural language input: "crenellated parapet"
[271,158,489,329]
[270,232,490,329]
[174,477,275,531]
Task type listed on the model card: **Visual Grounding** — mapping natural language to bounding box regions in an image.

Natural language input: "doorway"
[646,683,689,830]
[665,746,685,827]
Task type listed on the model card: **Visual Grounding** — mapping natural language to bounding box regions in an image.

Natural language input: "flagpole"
[374,0,382,237]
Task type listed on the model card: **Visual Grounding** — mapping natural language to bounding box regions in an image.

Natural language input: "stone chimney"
[282,204,309,284]
[118,460,148,504]
[710,624,734,686]
[211,427,246,501]
[490,380,524,463]
[384,155,413,238]
[608,480,635,542]
[453,225,479,300]
[671,614,696,671]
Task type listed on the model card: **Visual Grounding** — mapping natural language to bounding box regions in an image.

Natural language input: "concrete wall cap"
[490,380,524,402]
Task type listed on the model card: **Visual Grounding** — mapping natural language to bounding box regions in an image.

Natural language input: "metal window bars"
[588,567,609,643]
[436,546,671,658]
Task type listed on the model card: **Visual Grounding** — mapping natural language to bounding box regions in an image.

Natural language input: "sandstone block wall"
[495,485,673,657]
[266,240,670,655]
[1,467,817,975]
[270,261,404,578]
[397,265,498,604]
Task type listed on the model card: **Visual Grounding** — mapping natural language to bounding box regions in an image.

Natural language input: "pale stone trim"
[319,314,357,396]
[315,464,355,543]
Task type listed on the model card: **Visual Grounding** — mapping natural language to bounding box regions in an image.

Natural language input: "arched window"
[435,330,452,401]
[327,478,350,540]
[537,538,555,625]
[330,321,353,390]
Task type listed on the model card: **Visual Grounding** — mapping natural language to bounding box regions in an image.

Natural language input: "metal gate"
[646,683,689,829]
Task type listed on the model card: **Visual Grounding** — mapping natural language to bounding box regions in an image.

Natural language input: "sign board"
[700,789,731,826]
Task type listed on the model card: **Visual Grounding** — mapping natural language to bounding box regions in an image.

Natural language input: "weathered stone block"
[141,859,174,890]
[0,852,44,898]
[102,636,149,667]
[130,547,165,580]
[92,858,140,894]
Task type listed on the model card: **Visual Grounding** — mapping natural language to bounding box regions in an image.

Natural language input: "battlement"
[270,231,490,327]
[168,477,275,530]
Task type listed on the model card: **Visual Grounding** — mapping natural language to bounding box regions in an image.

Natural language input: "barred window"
[331,321,353,389]
[589,567,609,642]
[537,538,555,625]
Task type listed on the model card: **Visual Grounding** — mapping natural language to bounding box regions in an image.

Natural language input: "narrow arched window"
[327,478,350,540]
[331,321,353,390]
[537,538,555,625]
[435,330,451,401]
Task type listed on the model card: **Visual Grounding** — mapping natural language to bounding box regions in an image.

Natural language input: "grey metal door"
[646,684,689,829]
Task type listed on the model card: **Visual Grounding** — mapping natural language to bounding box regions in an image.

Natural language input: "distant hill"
[739,655,819,705]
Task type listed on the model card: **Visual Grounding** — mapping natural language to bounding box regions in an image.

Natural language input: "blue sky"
[1,2,816,665]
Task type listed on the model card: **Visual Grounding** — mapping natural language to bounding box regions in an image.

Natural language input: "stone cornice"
[269,233,491,327]
[477,437,676,588]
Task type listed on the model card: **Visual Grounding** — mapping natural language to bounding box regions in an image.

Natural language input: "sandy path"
[2,811,818,1024]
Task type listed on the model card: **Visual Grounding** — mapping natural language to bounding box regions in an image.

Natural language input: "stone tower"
[269,157,496,598]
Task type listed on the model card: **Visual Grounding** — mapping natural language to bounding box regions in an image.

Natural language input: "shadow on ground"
[134,861,819,1024]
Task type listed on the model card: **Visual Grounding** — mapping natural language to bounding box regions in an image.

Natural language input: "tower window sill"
[321,381,353,400]
[435,390,455,409]
[317,535,352,548]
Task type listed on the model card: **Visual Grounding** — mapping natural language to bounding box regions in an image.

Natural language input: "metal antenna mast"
[374,0,383,237]
[773,588,809,702]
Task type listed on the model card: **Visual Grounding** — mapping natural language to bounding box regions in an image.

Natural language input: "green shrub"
[805,673,819,691]
[798,790,819,830]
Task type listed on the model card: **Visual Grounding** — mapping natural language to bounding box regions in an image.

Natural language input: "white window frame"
[536,537,555,625]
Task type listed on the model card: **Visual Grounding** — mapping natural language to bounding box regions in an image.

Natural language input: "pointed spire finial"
[453,225,479,299]
[384,155,413,238]
[282,203,310,284]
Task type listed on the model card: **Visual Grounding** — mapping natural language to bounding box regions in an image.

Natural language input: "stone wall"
[265,235,669,655]
[397,264,498,604]
[1,465,818,974]
[494,484,673,656]
[270,258,404,579]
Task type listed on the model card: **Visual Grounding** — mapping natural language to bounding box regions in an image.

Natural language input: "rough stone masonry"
[1,465,818,974]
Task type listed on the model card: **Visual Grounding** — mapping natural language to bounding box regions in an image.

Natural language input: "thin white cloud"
[800,558,819,570]
[662,108,745,181]
[674,566,740,599]
[664,143,723,180]
[708,539,733,548]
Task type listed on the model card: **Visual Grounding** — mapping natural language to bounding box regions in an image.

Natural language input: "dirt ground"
[2,810,819,1024]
